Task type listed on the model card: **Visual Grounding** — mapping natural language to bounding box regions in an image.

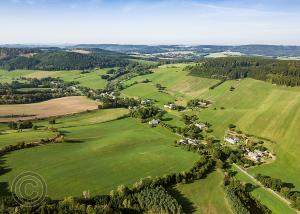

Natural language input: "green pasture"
[170,170,232,214]
[0,118,198,198]
[0,130,56,148]
[0,68,110,89]
[233,165,296,214]
[35,108,129,129]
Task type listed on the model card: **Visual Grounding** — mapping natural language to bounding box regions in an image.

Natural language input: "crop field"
[0,117,198,198]
[0,96,99,122]
[170,170,232,214]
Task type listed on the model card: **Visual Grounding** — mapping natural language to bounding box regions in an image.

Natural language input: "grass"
[170,170,232,214]
[122,83,176,106]
[16,88,50,92]
[35,108,129,128]
[0,130,56,148]
[0,68,111,89]
[121,64,300,210]
[0,118,198,199]
[193,79,300,190]
[232,165,296,214]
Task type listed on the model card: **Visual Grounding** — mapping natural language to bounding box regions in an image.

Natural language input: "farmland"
[0,96,99,122]
[0,68,110,89]
[0,60,299,213]
[0,117,198,198]
[170,170,232,214]
[122,65,300,189]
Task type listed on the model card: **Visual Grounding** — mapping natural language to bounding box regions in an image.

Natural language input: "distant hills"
[1,44,300,57]
[71,44,300,57]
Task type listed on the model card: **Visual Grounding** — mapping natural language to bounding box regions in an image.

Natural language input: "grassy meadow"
[122,65,300,189]
[0,68,110,89]
[119,64,300,212]
[0,62,299,212]
[170,170,232,214]
[0,116,198,198]
[0,130,56,148]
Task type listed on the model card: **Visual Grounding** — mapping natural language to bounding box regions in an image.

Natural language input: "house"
[100,91,116,100]
[187,138,198,146]
[224,136,241,144]
[148,119,160,126]
[164,103,176,110]
[195,123,206,130]
[198,101,208,107]
[178,138,198,146]
[141,99,152,105]
[247,151,261,162]
[178,139,188,145]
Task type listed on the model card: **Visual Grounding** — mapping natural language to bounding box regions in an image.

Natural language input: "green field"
[233,165,296,214]
[0,68,110,89]
[0,63,299,212]
[122,65,300,190]
[35,108,129,128]
[0,130,56,148]
[120,64,300,211]
[170,170,232,214]
[0,117,198,198]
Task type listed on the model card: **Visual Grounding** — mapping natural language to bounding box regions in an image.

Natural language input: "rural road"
[233,163,293,206]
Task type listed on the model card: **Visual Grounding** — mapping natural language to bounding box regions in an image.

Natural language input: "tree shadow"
[0,182,10,196]
[0,156,12,196]
[64,139,85,144]
[161,117,173,122]
[167,186,197,213]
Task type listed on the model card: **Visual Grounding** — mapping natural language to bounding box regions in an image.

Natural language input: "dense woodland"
[186,57,300,86]
[0,49,129,71]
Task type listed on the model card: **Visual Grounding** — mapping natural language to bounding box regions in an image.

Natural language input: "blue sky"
[1,0,300,45]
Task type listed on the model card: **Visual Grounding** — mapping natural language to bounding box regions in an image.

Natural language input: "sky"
[1,0,300,45]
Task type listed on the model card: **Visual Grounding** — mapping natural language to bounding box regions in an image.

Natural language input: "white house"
[148,119,160,126]
[247,151,261,162]
[198,101,208,107]
[224,136,240,144]
[195,123,206,130]
[164,103,176,110]
[141,99,152,105]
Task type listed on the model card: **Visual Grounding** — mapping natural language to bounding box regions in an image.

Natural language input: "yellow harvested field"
[0,96,99,122]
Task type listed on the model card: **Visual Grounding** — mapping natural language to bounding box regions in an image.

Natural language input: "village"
[224,129,274,164]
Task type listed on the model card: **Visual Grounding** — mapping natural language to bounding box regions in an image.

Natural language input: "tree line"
[256,174,300,210]
[185,57,300,87]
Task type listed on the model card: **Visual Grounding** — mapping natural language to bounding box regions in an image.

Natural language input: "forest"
[0,48,129,71]
[186,57,300,86]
